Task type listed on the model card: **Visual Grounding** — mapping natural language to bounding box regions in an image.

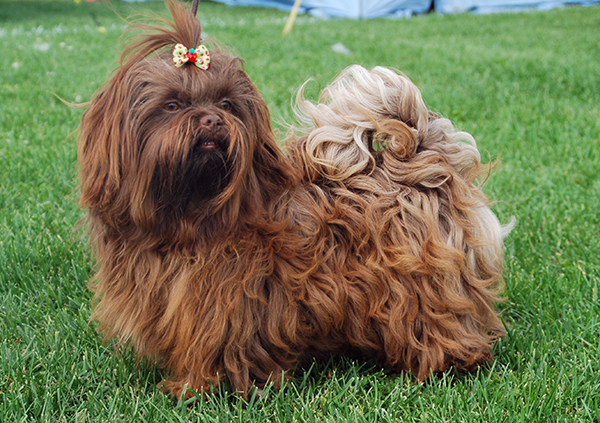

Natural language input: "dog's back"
[284,65,511,380]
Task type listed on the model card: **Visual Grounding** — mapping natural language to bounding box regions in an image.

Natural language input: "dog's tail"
[286,65,484,185]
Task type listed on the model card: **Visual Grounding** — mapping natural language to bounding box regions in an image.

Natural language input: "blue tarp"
[213,0,600,16]
[435,0,600,14]
[214,0,432,18]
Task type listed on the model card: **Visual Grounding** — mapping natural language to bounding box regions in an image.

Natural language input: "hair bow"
[172,43,210,70]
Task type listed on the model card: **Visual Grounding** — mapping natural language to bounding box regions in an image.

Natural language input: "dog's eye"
[163,102,180,112]
[220,101,232,111]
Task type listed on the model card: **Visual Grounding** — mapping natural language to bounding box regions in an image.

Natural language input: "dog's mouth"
[195,136,228,153]
[198,139,218,151]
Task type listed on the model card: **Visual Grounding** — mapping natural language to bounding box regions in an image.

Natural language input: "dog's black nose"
[200,114,222,131]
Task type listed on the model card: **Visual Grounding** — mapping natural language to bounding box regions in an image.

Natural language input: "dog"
[77,0,511,399]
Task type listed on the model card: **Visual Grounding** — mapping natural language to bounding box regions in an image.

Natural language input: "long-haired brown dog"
[78,0,511,398]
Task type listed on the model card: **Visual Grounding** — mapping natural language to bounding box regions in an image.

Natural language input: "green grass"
[1,0,600,421]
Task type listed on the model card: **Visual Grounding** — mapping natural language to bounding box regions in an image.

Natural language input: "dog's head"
[78,0,295,247]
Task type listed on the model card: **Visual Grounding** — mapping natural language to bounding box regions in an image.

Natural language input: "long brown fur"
[78,0,511,399]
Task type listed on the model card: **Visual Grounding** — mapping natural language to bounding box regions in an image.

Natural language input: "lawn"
[1,0,599,421]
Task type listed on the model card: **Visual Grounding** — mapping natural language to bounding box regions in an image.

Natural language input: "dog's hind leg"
[373,270,504,381]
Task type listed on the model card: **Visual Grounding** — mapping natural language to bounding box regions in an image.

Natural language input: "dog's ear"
[250,99,299,191]
[77,0,202,215]
[207,86,299,228]
[78,70,132,213]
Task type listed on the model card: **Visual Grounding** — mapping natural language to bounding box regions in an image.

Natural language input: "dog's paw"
[158,376,215,401]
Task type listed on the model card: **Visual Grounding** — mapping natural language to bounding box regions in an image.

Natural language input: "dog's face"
[78,43,295,245]
[80,52,263,209]
[121,54,270,207]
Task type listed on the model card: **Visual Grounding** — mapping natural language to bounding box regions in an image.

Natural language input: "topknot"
[120,0,204,68]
